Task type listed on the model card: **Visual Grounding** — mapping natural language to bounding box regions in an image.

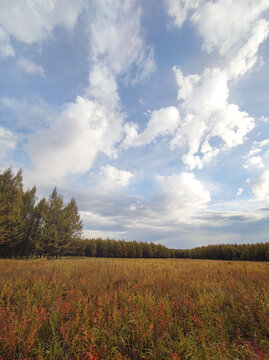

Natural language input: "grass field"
[0,258,268,360]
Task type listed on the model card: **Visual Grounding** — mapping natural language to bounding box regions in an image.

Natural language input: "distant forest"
[0,168,268,261]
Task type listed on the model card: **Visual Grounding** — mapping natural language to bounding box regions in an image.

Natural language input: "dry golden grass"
[0,258,268,359]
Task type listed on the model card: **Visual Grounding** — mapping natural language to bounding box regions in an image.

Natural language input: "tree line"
[63,239,269,261]
[0,168,268,261]
[174,243,269,262]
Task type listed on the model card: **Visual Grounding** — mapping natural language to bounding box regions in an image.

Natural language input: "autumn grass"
[0,258,268,360]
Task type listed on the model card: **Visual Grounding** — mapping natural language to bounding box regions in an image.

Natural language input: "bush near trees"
[0,168,268,260]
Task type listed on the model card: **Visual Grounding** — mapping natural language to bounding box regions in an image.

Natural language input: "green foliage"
[39,188,66,257]
[0,168,83,258]
[63,238,269,262]
[0,168,23,257]
[18,186,37,256]
[180,242,269,262]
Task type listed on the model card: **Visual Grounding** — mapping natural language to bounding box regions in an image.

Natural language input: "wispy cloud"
[18,57,45,76]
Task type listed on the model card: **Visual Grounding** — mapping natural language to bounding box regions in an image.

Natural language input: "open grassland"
[0,258,268,360]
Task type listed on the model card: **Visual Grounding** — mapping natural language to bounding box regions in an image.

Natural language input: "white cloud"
[244,156,264,170]
[0,0,86,49]
[80,166,134,231]
[244,138,269,170]
[255,139,269,148]
[85,0,156,127]
[237,188,243,196]
[89,0,156,82]
[165,0,202,28]
[0,126,17,167]
[122,106,180,148]
[166,0,269,58]
[99,165,134,189]
[242,137,269,202]
[192,0,269,56]
[171,65,255,169]
[25,96,123,184]
[79,171,211,240]
[88,65,120,111]
[247,148,262,157]
[83,229,127,240]
[227,19,269,77]
[252,170,269,202]
[107,3,267,170]
[154,172,211,223]
[0,28,15,57]
[20,0,156,186]
[81,211,116,227]
[160,0,269,170]
[18,57,45,76]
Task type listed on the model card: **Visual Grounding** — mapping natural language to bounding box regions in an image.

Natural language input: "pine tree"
[0,169,23,257]
[17,186,37,257]
[61,198,83,256]
[40,188,65,258]
[33,198,48,257]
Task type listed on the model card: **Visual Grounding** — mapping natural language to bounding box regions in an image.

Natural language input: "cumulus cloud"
[163,1,269,169]
[20,0,155,185]
[66,162,269,246]
[168,9,269,170]
[171,65,255,169]
[0,0,86,53]
[100,165,133,188]
[71,164,136,233]
[18,57,45,76]
[119,1,268,170]
[153,172,211,223]
[122,106,180,148]
[25,96,123,184]
[166,0,269,58]
[77,170,212,241]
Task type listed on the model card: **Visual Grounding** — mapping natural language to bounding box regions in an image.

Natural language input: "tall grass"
[0,258,268,359]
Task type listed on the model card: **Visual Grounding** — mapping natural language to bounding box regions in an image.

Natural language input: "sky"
[0,0,269,249]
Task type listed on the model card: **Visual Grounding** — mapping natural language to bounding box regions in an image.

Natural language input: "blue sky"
[0,0,269,249]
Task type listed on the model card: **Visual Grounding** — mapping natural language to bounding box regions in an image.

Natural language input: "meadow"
[0,258,268,360]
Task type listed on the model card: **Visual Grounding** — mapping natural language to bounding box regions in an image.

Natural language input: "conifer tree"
[0,169,23,257]
[17,186,37,257]
[40,188,65,258]
[33,197,48,257]
[61,198,83,256]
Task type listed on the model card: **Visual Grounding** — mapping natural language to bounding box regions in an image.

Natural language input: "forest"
[0,168,268,261]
